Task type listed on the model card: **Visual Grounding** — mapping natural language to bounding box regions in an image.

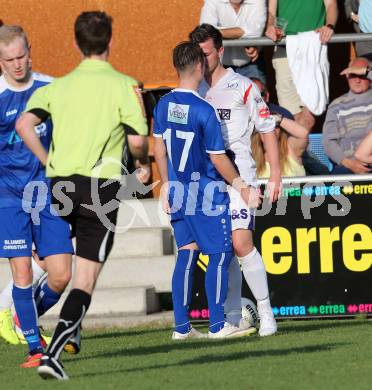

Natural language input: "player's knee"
[12,265,32,286]
[233,241,254,258]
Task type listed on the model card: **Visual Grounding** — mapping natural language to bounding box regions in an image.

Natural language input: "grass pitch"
[0,318,371,390]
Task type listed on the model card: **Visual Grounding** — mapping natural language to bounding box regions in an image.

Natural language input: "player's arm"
[152,101,171,212]
[204,109,261,208]
[127,135,149,161]
[127,134,150,183]
[210,153,261,208]
[153,136,168,184]
[153,136,170,213]
[122,79,151,183]
[16,112,48,166]
[16,84,51,166]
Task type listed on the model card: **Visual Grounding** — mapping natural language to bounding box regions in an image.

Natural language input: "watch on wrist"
[326,23,335,30]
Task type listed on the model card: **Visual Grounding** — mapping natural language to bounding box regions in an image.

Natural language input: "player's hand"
[340,66,368,77]
[315,25,334,44]
[135,160,151,183]
[160,182,171,214]
[241,186,262,208]
[265,25,282,41]
[341,158,371,174]
[245,47,259,62]
[267,173,282,203]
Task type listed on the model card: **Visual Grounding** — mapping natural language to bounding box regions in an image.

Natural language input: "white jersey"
[199,68,275,185]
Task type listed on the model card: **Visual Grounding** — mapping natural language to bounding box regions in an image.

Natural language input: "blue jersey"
[153,88,228,212]
[0,73,53,208]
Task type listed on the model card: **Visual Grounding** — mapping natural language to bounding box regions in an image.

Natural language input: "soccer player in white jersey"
[190,24,281,336]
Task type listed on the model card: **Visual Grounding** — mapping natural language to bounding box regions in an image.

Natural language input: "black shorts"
[50,175,120,263]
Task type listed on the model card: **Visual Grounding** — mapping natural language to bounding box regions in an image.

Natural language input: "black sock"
[47,289,91,360]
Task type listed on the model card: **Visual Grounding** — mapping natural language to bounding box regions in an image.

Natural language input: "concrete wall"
[0,0,203,85]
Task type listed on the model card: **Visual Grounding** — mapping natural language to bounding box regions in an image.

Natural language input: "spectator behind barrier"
[345,0,372,60]
[251,78,309,178]
[200,0,267,82]
[323,57,372,174]
[265,0,338,131]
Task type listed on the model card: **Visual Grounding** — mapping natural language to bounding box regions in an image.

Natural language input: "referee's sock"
[12,284,41,352]
[224,256,243,326]
[47,289,91,360]
[205,251,233,333]
[172,249,199,334]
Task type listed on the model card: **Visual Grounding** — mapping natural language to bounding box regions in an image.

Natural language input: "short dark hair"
[74,11,112,56]
[173,41,205,73]
[189,23,223,50]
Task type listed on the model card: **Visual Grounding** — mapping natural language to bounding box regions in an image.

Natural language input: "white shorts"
[226,148,257,231]
[228,186,256,231]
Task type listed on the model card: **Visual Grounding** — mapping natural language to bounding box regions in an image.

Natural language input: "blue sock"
[172,249,199,334]
[34,279,61,317]
[205,251,233,333]
[12,284,41,352]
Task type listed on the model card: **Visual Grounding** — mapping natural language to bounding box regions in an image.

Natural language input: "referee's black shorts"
[50,175,120,263]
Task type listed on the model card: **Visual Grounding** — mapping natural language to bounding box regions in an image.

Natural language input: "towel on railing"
[286,31,329,115]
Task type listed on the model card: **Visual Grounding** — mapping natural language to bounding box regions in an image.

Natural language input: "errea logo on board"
[168,102,189,125]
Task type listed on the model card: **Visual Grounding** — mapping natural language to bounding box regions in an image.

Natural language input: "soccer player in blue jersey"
[190,24,281,337]
[0,25,74,367]
[153,41,261,339]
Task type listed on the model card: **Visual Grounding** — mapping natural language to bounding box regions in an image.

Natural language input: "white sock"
[0,280,14,311]
[224,256,242,326]
[0,257,46,311]
[239,248,270,303]
[31,257,46,286]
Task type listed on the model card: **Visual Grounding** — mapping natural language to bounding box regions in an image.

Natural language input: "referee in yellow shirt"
[16,11,149,380]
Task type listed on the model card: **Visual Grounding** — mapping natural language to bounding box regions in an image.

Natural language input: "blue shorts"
[0,206,74,259]
[171,209,232,255]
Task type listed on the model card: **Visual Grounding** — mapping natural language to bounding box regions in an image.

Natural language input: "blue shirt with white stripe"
[0,72,53,208]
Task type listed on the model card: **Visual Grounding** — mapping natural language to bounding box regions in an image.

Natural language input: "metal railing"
[223,32,372,47]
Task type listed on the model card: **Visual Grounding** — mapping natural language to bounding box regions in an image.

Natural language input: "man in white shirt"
[200,0,267,81]
[190,23,281,337]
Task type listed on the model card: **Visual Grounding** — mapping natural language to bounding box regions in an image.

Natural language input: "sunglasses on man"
[347,73,369,80]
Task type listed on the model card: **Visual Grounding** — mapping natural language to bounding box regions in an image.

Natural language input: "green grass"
[1,319,371,390]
